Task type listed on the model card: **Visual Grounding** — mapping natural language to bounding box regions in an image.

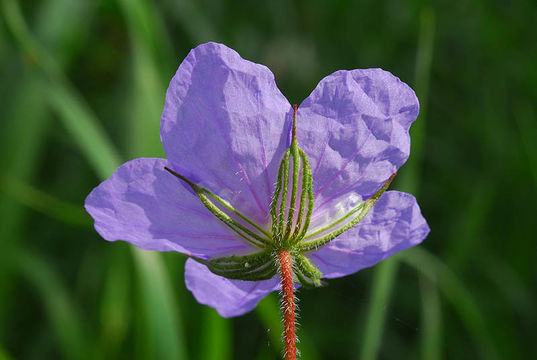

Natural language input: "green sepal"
[293,253,323,287]
[192,251,277,281]
[270,146,314,247]
[164,166,270,248]
[297,173,396,252]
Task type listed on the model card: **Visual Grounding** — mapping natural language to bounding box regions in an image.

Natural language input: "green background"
[1,0,536,359]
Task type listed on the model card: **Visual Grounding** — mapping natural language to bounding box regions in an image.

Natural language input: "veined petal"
[310,191,429,278]
[297,69,419,215]
[161,42,292,225]
[85,158,255,258]
[184,258,279,317]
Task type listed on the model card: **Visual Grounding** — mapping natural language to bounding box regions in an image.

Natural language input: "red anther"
[293,104,297,112]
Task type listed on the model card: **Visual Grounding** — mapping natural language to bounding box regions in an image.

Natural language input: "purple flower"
[85,42,430,318]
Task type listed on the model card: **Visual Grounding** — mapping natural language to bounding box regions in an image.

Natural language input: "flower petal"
[297,69,419,215]
[161,42,292,225]
[85,158,254,258]
[184,258,280,317]
[310,191,429,279]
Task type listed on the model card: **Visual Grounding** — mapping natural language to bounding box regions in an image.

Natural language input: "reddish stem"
[279,250,297,360]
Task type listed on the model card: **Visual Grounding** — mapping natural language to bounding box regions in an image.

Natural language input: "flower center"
[164,104,395,287]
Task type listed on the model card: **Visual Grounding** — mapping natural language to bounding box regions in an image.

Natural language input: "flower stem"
[278,250,297,360]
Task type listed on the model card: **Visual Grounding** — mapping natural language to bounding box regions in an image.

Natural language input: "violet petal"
[297,69,419,215]
[161,42,292,225]
[184,258,280,317]
[85,158,255,257]
[310,191,430,279]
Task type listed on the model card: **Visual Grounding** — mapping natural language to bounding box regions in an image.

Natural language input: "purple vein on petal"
[151,229,237,239]
[119,222,234,239]
[255,118,272,206]
[213,115,268,217]
[173,204,216,219]
[209,169,236,192]
[312,132,330,177]
[236,281,261,307]
[314,132,372,197]
[314,170,368,210]
[187,245,247,252]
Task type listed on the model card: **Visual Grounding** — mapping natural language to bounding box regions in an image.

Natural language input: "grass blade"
[256,295,284,354]
[514,103,537,188]
[359,7,436,359]
[3,3,188,359]
[400,248,499,360]
[256,294,320,360]
[118,0,170,158]
[0,173,91,227]
[200,309,232,360]
[419,274,442,360]
[133,250,187,360]
[0,345,14,360]
[358,259,398,360]
[12,250,90,360]
[0,0,97,342]
[1,0,122,178]
[97,248,132,359]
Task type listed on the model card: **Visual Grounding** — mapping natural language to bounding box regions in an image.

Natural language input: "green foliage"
[1,0,536,359]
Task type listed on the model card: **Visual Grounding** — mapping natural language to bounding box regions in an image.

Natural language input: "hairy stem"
[278,250,297,360]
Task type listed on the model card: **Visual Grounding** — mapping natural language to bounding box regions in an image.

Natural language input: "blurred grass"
[400,247,499,360]
[1,0,537,359]
[12,249,90,360]
[360,7,436,360]
[2,0,186,359]
[0,0,96,344]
